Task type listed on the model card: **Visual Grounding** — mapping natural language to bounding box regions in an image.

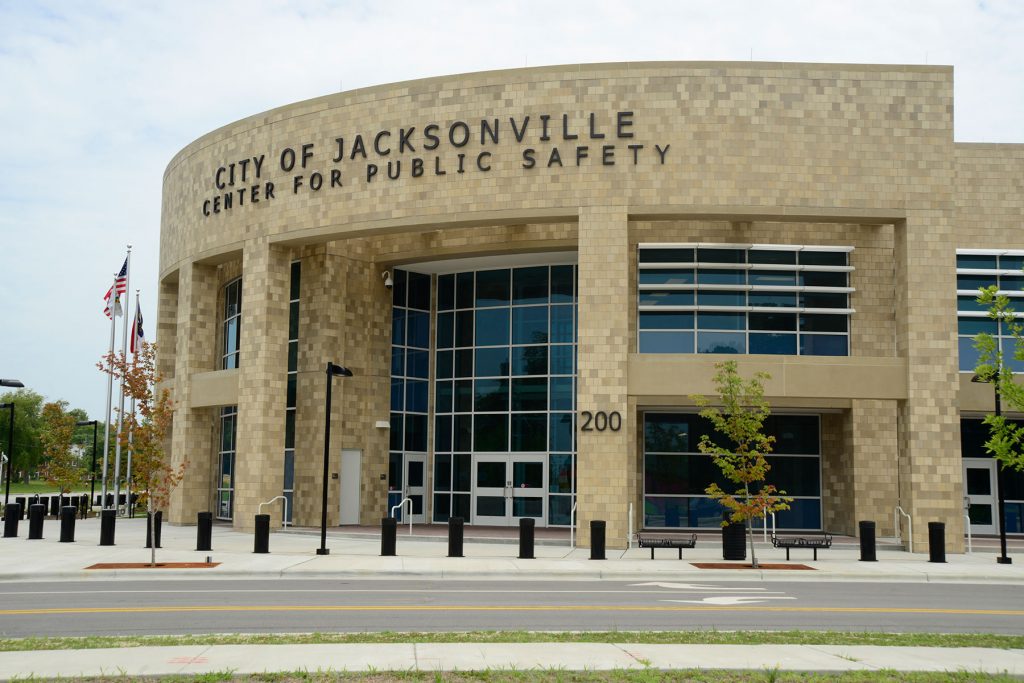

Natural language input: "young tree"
[692,360,791,568]
[38,401,86,503]
[0,389,45,483]
[99,341,184,566]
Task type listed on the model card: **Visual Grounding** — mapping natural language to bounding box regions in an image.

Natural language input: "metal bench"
[770,533,833,561]
[636,533,697,559]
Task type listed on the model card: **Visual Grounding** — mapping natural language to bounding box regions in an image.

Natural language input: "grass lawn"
[4,480,91,495]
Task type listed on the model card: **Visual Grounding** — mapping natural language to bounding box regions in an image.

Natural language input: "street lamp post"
[972,370,1013,565]
[318,362,353,556]
[0,378,24,511]
[76,420,99,506]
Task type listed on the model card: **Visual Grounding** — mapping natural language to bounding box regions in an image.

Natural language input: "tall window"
[223,278,242,369]
[283,261,300,524]
[643,413,822,530]
[390,270,432,517]
[432,264,578,525]
[217,405,238,520]
[955,250,1024,373]
[637,244,853,356]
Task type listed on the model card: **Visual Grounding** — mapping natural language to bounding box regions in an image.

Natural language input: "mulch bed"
[85,562,220,569]
[691,562,815,570]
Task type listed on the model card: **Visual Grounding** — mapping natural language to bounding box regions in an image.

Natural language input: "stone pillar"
[167,261,219,524]
[895,210,964,551]
[576,206,634,549]
[850,399,900,535]
[233,238,290,530]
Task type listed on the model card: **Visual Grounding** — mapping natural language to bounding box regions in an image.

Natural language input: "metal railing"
[895,505,913,553]
[569,500,578,549]
[627,502,634,549]
[258,495,290,527]
[964,512,973,554]
[390,497,413,535]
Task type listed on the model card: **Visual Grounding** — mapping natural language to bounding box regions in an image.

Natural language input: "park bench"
[770,533,833,561]
[636,533,697,559]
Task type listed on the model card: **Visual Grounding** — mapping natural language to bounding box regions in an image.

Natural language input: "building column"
[167,261,219,525]
[233,238,290,530]
[576,206,634,549]
[895,210,964,552]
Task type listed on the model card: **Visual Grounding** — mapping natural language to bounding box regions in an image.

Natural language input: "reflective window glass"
[406,349,429,378]
[748,250,796,265]
[639,269,694,285]
[436,312,454,348]
[800,314,848,333]
[512,345,547,375]
[476,269,510,307]
[800,292,848,309]
[639,312,693,329]
[749,312,796,331]
[550,305,574,343]
[475,347,510,377]
[749,333,797,355]
[638,290,695,306]
[407,272,431,310]
[474,378,509,412]
[474,415,508,451]
[513,266,549,305]
[698,291,745,307]
[550,345,574,375]
[456,271,474,309]
[512,377,547,411]
[513,306,549,344]
[698,248,744,263]
[549,413,573,451]
[800,271,847,287]
[698,313,744,330]
[799,334,847,356]
[639,248,694,263]
[799,251,847,266]
[750,271,796,286]
[511,414,547,451]
[698,269,744,285]
[434,416,451,453]
[697,331,745,354]
[435,350,453,379]
[549,377,573,411]
[437,274,455,311]
[957,254,998,269]
[475,308,510,346]
[551,265,575,303]
[639,331,694,353]
[958,274,996,290]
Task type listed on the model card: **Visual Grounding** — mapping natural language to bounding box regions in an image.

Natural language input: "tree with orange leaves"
[99,341,184,566]
[39,400,86,504]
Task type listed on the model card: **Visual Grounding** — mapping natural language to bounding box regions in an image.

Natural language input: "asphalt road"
[0,579,1022,637]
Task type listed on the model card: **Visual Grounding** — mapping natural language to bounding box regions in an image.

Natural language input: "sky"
[0,0,1022,420]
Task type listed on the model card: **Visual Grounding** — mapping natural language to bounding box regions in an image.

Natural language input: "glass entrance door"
[964,457,998,535]
[472,454,546,526]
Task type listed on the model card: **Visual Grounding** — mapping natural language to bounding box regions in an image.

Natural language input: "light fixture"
[381,271,393,290]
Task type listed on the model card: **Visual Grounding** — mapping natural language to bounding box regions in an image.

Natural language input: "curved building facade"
[159,61,1024,550]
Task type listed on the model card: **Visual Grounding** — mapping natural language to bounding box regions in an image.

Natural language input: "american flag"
[103,258,128,319]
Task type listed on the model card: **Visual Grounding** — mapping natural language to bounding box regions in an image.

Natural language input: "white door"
[339,449,361,525]
[403,453,427,524]
[964,457,998,535]
[472,454,547,526]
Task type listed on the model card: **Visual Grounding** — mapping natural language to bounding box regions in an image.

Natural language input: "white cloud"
[0,0,1021,417]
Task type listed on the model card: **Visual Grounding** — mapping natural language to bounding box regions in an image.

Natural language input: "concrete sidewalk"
[0,643,1022,678]
[1,516,1023,584]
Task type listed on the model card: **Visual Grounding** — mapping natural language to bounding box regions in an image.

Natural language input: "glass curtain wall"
[389,270,431,517]
[223,278,242,369]
[643,412,822,530]
[282,261,300,524]
[217,405,238,519]
[432,264,578,526]
[962,417,1024,533]
[637,244,853,356]
[955,250,1024,372]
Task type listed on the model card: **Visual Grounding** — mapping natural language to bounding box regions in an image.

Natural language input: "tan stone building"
[158,61,1024,551]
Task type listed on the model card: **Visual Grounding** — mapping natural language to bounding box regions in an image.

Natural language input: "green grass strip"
[1,629,1022,653]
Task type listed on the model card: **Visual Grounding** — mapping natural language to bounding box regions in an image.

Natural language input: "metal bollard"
[448,516,464,557]
[928,521,946,563]
[99,508,116,546]
[859,520,877,562]
[3,504,20,537]
[196,512,213,551]
[28,503,45,540]
[59,506,76,543]
[254,514,270,553]
[519,517,535,559]
[47,496,59,518]
[145,511,163,549]
[15,496,26,519]
[381,517,397,556]
[590,520,606,560]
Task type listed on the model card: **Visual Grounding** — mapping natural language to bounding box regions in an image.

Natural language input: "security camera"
[382,271,393,290]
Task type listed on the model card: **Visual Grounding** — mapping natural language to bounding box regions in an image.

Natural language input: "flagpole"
[126,289,139,518]
[100,275,117,510]
[112,245,131,515]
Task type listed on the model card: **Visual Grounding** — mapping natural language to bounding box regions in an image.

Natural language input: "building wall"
[157,61,1022,551]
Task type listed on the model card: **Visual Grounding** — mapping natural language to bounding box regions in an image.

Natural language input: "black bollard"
[196,512,213,551]
[859,520,877,562]
[722,518,746,561]
[448,516,464,557]
[99,508,116,546]
[928,521,946,563]
[145,511,163,549]
[381,517,397,556]
[3,504,20,537]
[59,506,76,543]
[15,497,26,520]
[28,503,45,540]
[519,517,535,559]
[48,496,60,518]
[254,514,270,553]
[590,520,606,560]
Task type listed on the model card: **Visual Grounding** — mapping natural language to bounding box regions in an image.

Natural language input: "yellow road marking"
[1,605,1022,616]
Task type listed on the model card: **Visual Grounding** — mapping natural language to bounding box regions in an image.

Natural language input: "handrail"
[627,502,634,549]
[964,513,973,554]
[569,500,578,549]
[258,495,290,527]
[895,506,913,553]
[761,507,776,542]
[390,497,413,536]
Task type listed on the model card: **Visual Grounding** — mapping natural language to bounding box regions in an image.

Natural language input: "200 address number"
[580,411,622,432]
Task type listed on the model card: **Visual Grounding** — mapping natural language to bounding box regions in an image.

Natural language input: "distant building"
[158,62,1024,550]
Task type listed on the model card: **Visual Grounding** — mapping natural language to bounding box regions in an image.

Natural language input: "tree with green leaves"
[38,400,86,501]
[972,286,1024,520]
[0,389,44,483]
[99,341,184,566]
[692,360,791,568]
